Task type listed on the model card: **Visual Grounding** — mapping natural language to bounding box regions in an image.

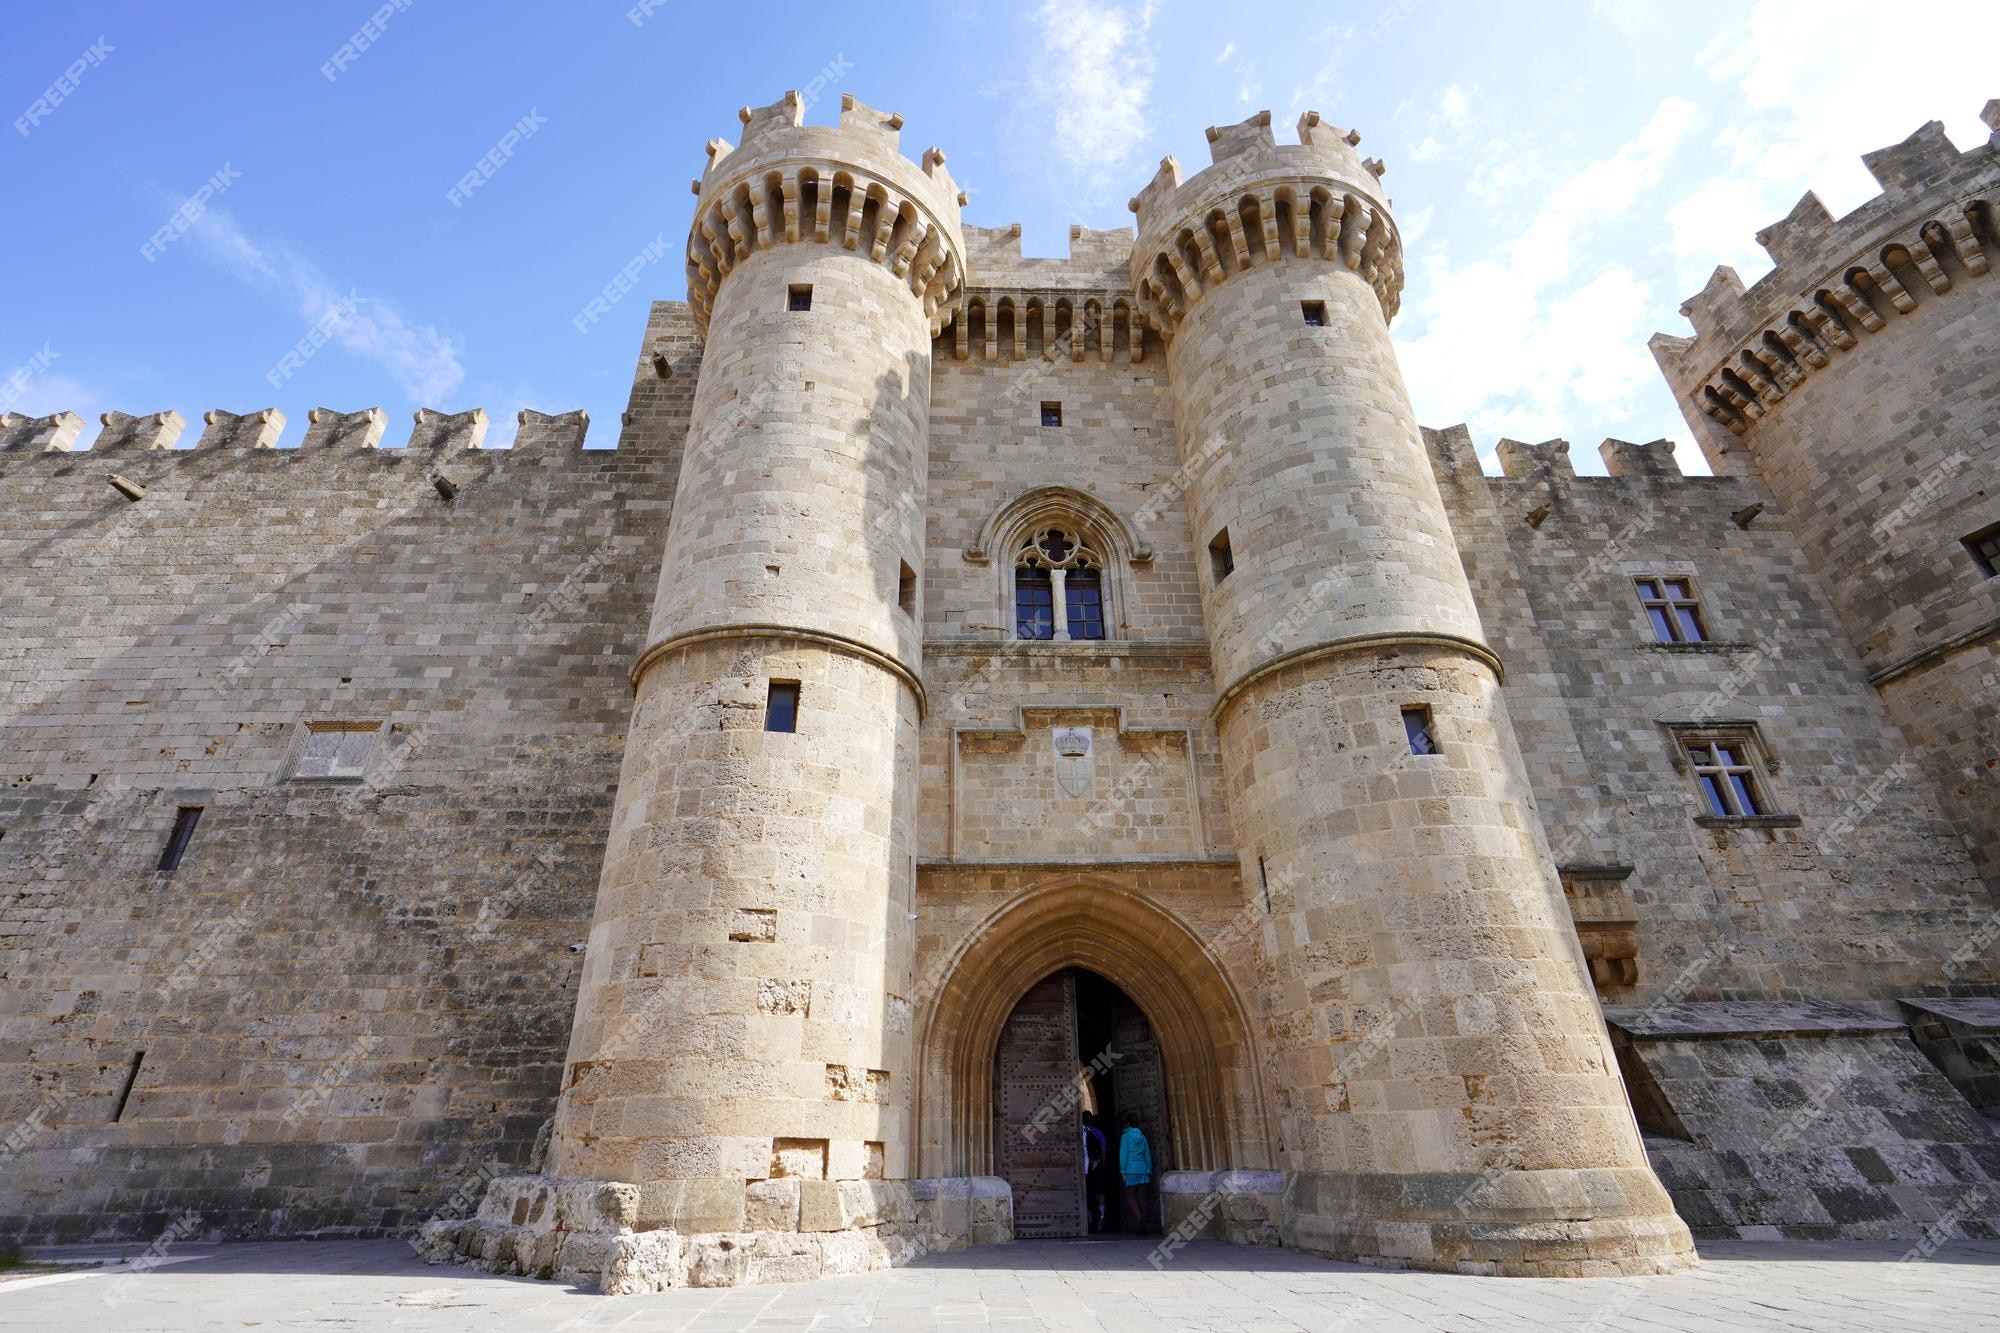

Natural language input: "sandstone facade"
[2,93,1997,1289]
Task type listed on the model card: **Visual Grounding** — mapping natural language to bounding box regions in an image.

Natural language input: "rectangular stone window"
[1041,401,1063,428]
[1686,739,1763,817]
[1208,529,1234,583]
[766,681,800,733]
[1301,300,1327,326]
[787,284,812,311]
[1965,523,2000,578]
[1402,705,1438,756]
[1635,577,1707,644]
[898,561,918,616]
[157,806,202,876]
[293,720,380,781]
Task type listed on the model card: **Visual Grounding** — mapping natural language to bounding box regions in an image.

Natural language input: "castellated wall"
[0,304,699,1242]
[1429,426,1995,1006]
[1651,106,2000,895]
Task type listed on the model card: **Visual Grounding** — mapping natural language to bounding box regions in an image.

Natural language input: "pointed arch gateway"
[915,879,1274,1179]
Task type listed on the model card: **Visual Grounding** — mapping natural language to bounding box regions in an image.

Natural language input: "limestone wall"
[0,306,698,1243]
[1428,425,1997,1005]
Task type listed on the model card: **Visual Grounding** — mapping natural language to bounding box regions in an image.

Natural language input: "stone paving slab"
[4,1235,2000,1330]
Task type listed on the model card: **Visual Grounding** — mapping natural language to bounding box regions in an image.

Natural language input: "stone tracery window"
[1014,527,1106,641]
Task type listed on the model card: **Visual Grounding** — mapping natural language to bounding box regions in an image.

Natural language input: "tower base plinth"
[1282,1168,1699,1277]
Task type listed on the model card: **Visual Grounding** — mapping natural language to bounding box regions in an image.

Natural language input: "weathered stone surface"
[4,90,1998,1285]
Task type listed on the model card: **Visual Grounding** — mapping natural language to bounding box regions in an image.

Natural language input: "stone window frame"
[1634,575,1708,645]
[1013,526,1108,641]
[963,486,1153,645]
[277,718,388,785]
[1659,720,1800,829]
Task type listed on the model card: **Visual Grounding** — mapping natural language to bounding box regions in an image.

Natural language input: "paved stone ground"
[4,1235,1999,1330]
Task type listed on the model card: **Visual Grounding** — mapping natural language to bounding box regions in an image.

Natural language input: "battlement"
[960,223,1134,289]
[0,405,607,459]
[1127,110,1402,336]
[1651,101,2000,442]
[686,90,968,334]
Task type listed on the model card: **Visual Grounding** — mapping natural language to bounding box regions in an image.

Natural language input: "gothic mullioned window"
[1014,528,1106,641]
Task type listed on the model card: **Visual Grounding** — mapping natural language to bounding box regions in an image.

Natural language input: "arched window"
[1015,527,1106,641]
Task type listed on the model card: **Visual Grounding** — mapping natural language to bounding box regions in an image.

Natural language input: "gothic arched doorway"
[913,880,1273,1196]
[991,967,1171,1238]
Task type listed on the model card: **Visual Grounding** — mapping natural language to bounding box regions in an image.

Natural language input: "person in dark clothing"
[1082,1115,1110,1232]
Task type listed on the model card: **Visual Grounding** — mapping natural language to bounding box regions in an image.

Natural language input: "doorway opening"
[992,966,1170,1239]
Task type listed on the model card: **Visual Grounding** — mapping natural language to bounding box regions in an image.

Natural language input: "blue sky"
[5,2,1995,467]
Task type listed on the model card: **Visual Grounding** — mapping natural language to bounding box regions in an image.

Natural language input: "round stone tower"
[1651,103,2000,897]
[1132,110,1694,1275]
[547,91,965,1248]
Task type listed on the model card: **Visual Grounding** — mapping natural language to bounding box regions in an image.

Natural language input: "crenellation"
[1861,119,1964,194]
[197,408,285,450]
[405,407,488,451]
[1599,437,1682,479]
[1494,437,1574,479]
[511,408,590,450]
[302,406,388,450]
[92,409,186,452]
[0,409,86,452]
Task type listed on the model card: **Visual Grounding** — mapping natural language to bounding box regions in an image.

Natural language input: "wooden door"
[993,971,1088,1238]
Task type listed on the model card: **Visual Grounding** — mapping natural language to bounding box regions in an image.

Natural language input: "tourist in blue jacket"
[1118,1111,1154,1234]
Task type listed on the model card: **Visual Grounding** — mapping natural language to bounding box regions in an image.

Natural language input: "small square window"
[1964,524,2000,578]
[1635,577,1707,644]
[158,806,203,876]
[1301,301,1327,327]
[294,721,379,781]
[1208,529,1234,583]
[1402,706,1438,756]
[787,284,812,311]
[1041,402,1063,428]
[766,681,800,733]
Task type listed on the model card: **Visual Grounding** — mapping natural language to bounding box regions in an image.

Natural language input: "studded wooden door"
[993,971,1088,1239]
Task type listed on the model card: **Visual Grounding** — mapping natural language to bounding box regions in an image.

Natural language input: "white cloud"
[1590,0,1669,34]
[1284,24,1355,120]
[187,206,464,402]
[1665,0,2000,289]
[1215,40,1235,63]
[1394,97,1699,461]
[1024,0,1158,201]
[1439,85,1469,131]
[1409,136,1443,163]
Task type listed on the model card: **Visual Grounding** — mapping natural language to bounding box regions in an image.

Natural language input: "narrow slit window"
[898,561,918,616]
[1040,401,1063,428]
[158,806,203,876]
[1635,577,1707,644]
[1209,529,1234,583]
[765,681,800,733]
[112,1050,144,1123]
[1402,706,1438,756]
[787,284,812,312]
[1965,524,2000,578]
[1301,300,1327,327]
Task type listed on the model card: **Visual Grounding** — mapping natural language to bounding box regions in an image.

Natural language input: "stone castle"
[2,90,1997,1291]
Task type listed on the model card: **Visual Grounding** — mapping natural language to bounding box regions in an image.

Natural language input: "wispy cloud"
[1395,96,1700,461]
[1662,0,1999,291]
[1022,0,1158,201]
[186,206,464,402]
